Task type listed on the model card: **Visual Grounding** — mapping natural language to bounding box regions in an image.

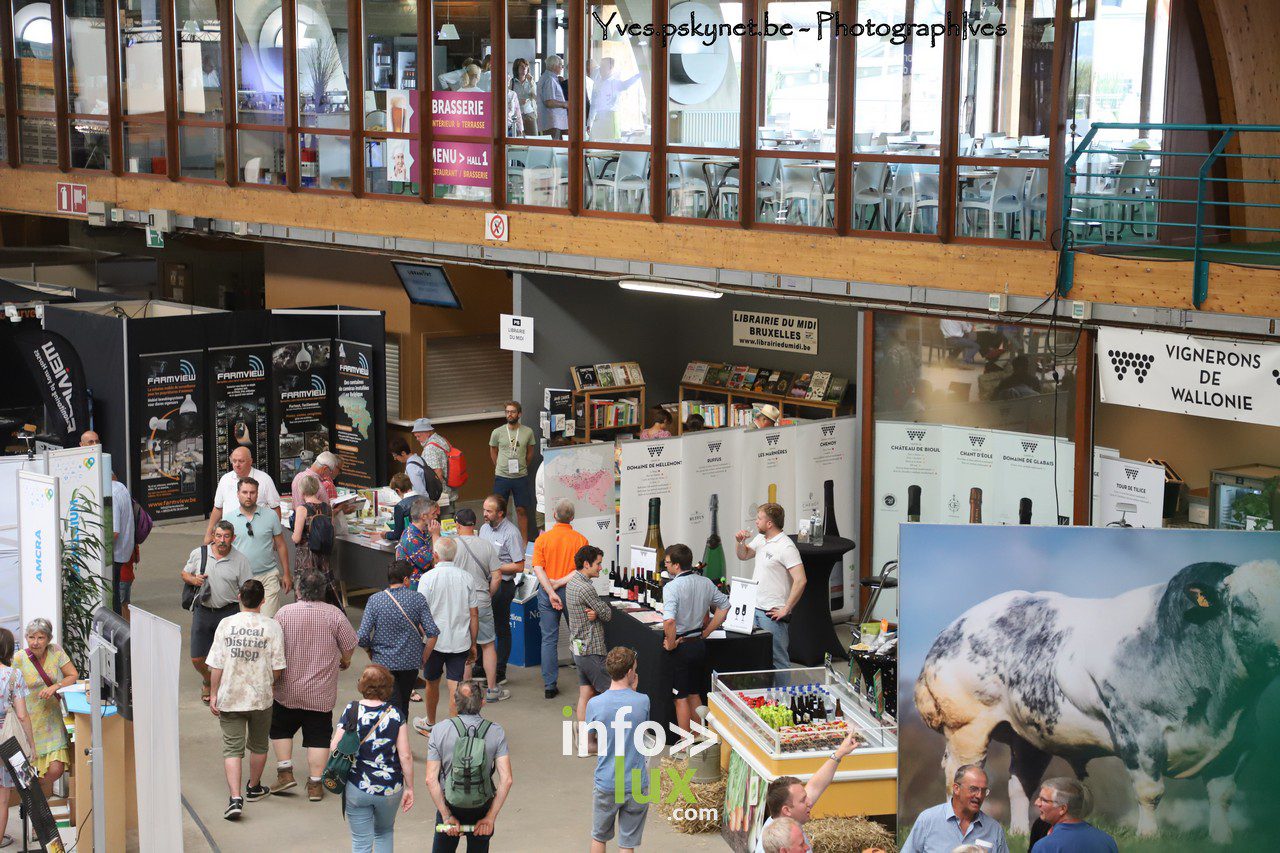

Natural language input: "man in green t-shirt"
[488,401,535,539]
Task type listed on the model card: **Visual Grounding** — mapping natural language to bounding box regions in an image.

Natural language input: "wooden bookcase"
[676,383,844,433]
[572,383,646,443]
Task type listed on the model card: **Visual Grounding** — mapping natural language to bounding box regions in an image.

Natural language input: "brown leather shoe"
[307,780,324,802]
[270,769,297,795]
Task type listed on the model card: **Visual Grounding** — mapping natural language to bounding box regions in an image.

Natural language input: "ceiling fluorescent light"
[618,279,723,299]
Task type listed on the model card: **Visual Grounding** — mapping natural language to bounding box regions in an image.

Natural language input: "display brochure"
[681,361,710,385]
[610,364,630,386]
[594,363,616,387]
[789,373,812,399]
[825,376,848,403]
[705,364,730,387]
[334,340,378,487]
[272,340,332,486]
[572,364,599,390]
[208,345,271,475]
[137,350,206,519]
[772,371,795,396]
[807,371,831,401]
[624,361,644,384]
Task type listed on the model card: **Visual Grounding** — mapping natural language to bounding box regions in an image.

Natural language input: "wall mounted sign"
[732,310,819,355]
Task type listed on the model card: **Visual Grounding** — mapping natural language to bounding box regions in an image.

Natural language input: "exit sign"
[56,182,89,215]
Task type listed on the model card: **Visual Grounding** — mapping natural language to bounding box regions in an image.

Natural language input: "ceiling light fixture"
[618,280,723,299]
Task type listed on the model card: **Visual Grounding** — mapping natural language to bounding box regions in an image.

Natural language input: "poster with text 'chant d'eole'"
[737,425,796,575]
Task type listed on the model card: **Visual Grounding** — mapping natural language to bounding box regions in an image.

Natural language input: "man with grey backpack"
[424,680,514,852]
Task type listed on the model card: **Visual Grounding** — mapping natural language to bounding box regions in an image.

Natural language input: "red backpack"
[428,436,468,489]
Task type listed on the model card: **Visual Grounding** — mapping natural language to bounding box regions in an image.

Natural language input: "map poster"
[542,441,617,564]
[334,340,377,488]
[138,351,206,519]
[272,340,332,487]
[208,345,270,475]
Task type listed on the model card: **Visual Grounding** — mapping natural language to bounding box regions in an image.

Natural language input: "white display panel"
[18,472,61,644]
[617,436,683,562]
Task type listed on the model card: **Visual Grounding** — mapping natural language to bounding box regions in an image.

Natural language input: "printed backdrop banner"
[334,340,377,487]
[18,472,61,644]
[542,442,617,563]
[272,340,332,486]
[208,345,271,474]
[737,425,796,575]
[794,418,856,611]
[617,437,683,562]
[137,351,205,519]
[46,444,111,584]
[1098,326,1280,427]
[676,429,742,577]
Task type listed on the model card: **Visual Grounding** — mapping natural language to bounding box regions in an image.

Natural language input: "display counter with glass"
[707,665,897,818]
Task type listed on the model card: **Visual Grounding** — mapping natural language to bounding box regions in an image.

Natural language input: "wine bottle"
[1019,497,1033,525]
[969,487,983,524]
[610,563,621,597]
[907,485,922,523]
[767,483,778,505]
[702,494,726,583]
[627,567,638,602]
[643,496,664,570]
[822,480,839,537]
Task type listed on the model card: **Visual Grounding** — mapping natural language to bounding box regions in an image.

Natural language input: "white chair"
[1102,158,1157,240]
[668,156,709,217]
[885,164,915,231]
[959,133,974,157]
[523,147,556,206]
[853,132,873,152]
[594,151,649,212]
[778,163,819,225]
[713,163,741,220]
[958,166,1031,238]
[754,158,781,222]
[909,170,941,234]
[852,162,888,229]
[554,150,569,206]
[1025,168,1049,239]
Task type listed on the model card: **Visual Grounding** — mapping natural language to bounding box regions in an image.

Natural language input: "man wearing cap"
[413,417,456,514]
[753,404,781,430]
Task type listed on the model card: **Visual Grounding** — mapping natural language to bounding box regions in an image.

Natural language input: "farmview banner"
[138,351,205,519]
[272,340,332,486]
[208,345,271,474]
[334,340,377,488]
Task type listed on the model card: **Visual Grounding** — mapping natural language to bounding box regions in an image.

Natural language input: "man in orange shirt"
[532,499,589,699]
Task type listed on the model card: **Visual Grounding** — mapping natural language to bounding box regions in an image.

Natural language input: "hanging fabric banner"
[208,345,271,474]
[137,351,206,519]
[334,340,377,488]
[272,340,332,486]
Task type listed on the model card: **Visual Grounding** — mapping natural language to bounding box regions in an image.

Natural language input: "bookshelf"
[676,383,845,433]
[572,383,647,443]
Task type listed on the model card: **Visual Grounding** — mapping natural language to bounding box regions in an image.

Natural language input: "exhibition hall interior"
[2,0,1280,851]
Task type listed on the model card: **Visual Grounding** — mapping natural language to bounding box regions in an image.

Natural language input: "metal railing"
[1056,123,1280,307]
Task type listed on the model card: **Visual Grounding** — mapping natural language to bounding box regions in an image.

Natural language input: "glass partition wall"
[0,0,1160,246]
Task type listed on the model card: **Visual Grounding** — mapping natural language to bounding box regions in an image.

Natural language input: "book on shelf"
[731,403,755,427]
[611,363,631,386]
[583,396,639,430]
[572,364,599,390]
[680,400,727,428]
[595,364,616,387]
[789,372,812,399]
[825,376,848,403]
[750,368,771,392]
[771,371,795,396]
[625,361,645,385]
[681,361,710,385]
[727,364,752,389]
[704,363,730,387]
[807,371,831,401]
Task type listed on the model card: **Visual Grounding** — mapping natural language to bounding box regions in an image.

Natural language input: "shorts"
[424,649,468,682]
[191,602,239,659]
[220,707,273,758]
[592,787,649,847]
[668,637,709,699]
[574,653,611,693]
[476,606,497,646]
[493,475,533,511]
[268,701,334,749]
[118,581,133,604]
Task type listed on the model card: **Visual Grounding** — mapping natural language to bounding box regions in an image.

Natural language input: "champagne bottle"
[702,494,726,583]
[1019,497,1033,525]
[969,487,983,524]
[907,485,922,523]
[822,480,839,537]
[767,483,778,505]
[644,497,664,573]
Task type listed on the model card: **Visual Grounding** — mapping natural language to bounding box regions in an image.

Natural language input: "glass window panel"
[505,143,567,207]
[666,152,739,219]
[176,0,225,120]
[119,0,165,117]
[364,138,420,195]
[66,0,110,115]
[431,0,492,136]
[19,116,58,165]
[432,139,492,201]
[179,124,225,179]
[123,122,166,172]
[854,0,945,146]
[505,0,566,139]
[298,0,350,128]
[954,165,1047,240]
[238,128,286,183]
[759,1,833,149]
[70,118,110,168]
[15,0,57,112]
[755,156,833,226]
[858,161,939,234]
[584,1,651,144]
[299,132,351,189]
[956,0,1051,149]
[364,0,419,133]
[583,148,649,213]
[667,0,741,148]
[1070,0,1170,149]
[235,0,286,125]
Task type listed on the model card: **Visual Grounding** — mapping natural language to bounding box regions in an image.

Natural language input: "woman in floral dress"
[1,627,38,849]
[15,618,78,798]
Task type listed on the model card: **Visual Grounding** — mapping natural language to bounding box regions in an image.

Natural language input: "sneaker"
[485,687,511,702]
[496,672,508,686]
[224,798,244,820]
[244,783,270,802]
[270,769,297,795]
[412,716,433,738]
[544,687,559,699]
[307,780,324,802]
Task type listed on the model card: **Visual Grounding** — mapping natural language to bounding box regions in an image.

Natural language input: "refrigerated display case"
[1209,464,1280,530]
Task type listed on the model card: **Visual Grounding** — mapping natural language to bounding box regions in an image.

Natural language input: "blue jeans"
[345,782,403,853]
[754,609,792,671]
[537,587,569,689]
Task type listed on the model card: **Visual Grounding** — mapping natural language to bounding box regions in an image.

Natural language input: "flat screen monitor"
[392,262,462,309]
[91,606,132,721]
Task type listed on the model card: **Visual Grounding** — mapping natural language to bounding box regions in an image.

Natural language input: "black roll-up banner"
[272,340,332,487]
[334,339,377,488]
[12,328,91,447]
[208,345,272,473]
[138,351,206,519]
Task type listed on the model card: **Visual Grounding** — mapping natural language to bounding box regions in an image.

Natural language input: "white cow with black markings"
[914,559,1280,844]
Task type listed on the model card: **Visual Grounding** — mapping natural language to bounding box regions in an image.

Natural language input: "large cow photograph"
[898,525,1280,850]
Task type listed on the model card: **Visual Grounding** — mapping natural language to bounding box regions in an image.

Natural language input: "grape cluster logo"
[707,441,722,453]
[968,435,986,448]
[647,445,664,458]
[765,434,781,447]
[907,429,926,442]
[1021,440,1039,453]
[821,424,836,437]
[1125,466,1140,481]
[596,519,610,530]
[1108,349,1154,384]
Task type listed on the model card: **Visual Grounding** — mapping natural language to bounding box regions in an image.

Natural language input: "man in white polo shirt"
[734,502,805,672]
[206,446,281,544]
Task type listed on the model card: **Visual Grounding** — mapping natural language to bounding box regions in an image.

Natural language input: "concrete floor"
[12,520,731,852]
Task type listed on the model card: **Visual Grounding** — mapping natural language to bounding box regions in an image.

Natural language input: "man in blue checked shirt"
[357,560,439,721]
[397,497,440,584]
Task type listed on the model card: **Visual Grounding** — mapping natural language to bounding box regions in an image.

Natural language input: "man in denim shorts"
[586,647,650,853]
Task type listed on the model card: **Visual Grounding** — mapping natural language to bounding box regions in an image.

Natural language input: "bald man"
[205,447,282,544]
[80,430,100,447]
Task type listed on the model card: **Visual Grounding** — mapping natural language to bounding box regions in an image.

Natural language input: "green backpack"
[444,718,495,809]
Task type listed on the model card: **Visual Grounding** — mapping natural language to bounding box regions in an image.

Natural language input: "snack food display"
[779,720,861,753]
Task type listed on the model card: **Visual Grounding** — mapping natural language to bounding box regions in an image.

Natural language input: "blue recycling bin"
[508,591,542,668]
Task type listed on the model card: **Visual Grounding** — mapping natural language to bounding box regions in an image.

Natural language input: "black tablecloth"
[603,604,773,743]
[788,535,854,665]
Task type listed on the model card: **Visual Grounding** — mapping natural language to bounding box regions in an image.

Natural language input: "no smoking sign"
[485,212,509,242]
